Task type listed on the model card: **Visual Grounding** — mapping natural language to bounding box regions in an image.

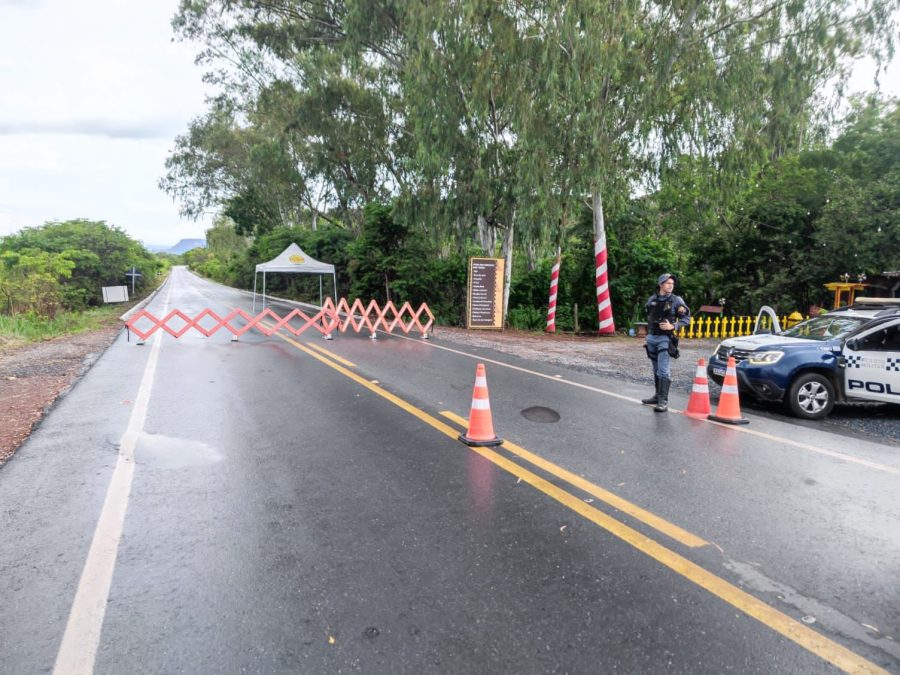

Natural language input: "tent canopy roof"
[255,243,334,274]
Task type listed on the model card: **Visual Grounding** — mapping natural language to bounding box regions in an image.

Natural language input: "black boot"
[654,378,671,412]
[642,376,660,405]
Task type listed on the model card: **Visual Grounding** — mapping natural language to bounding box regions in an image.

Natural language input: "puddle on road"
[521,406,561,423]
[135,433,222,469]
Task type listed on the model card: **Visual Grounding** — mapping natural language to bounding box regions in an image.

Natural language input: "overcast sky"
[0,2,897,249]
[0,0,212,247]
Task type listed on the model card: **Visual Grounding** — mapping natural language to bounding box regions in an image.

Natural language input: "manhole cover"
[521,406,560,423]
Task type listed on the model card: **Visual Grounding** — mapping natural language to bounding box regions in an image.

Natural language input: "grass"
[0,304,129,352]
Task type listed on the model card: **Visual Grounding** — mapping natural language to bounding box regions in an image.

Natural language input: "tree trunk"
[501,220,514,325]
[476,214,496,255]
[525,240,537,272]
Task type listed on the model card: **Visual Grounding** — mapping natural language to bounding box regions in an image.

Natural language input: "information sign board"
[466,257,505,330]
[101,285,129,303]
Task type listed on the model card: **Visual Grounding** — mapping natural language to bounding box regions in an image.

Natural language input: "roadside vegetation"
[161,1,897,330]
[180,98,900,330]
[0,220,165,351]
[0,305,130,351]
[2,3,898,336]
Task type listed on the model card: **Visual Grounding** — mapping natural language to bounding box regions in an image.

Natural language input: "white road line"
[395,333,900,476]
[53,286,169,674]
[406,336,640,404]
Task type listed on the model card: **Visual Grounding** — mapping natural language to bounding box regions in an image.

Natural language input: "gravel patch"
[0,326,122,464]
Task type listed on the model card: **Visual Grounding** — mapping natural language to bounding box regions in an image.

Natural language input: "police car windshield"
[781,315,869,341]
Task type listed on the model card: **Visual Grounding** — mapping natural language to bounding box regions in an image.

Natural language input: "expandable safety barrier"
[123,299,435,342]
[125,306,340,342]
[322,298,434,339]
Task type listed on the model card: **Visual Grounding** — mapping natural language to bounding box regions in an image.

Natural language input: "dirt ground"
[0,326,122,464]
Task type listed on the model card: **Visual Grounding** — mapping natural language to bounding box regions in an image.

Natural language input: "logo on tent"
[289,254,305,263]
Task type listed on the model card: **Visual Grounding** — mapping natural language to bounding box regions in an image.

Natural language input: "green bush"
[0,219,158,312]
[0,305,123,344]
[507,306,545,330]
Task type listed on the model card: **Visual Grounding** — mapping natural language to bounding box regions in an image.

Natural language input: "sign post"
[125,267,142,297]
[466,257,505,330]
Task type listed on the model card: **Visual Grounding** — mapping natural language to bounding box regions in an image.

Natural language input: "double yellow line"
[277,331,887,674]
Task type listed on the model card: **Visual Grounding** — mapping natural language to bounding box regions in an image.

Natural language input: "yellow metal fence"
[676,315,807,340]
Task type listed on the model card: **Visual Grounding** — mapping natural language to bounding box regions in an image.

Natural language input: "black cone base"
[708,414,749,425]
[458,434,503,447]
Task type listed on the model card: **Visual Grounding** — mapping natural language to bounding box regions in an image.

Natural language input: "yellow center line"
[395,333,900,476]
[441,410,708,549]
[304,340,357,367]
[274,331,886,674]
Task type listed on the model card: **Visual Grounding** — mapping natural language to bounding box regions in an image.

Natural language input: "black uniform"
[643,289,691,411]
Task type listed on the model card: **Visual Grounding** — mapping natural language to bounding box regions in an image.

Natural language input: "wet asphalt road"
[1,267,898,674]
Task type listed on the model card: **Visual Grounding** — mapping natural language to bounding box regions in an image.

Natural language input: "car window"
[782,315,869,341]
[886,326,900,350]
[858,325,900,351]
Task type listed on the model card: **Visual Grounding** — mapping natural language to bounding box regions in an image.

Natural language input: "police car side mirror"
[846,338,859,351]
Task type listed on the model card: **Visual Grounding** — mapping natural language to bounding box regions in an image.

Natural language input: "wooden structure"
[823,281,868,309]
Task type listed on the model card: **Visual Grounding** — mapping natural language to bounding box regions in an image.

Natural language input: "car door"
[842,318,900,404]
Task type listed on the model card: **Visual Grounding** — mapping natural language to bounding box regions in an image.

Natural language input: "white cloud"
[847,55,900,98]
[0,0,212,246]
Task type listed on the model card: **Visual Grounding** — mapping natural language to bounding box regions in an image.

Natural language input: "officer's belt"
[649,329,673,336]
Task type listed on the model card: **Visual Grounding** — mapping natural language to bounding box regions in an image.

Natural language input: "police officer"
[642,273,691,412]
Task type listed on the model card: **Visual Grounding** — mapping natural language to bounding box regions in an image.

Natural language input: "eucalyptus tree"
[167,1,534,254]
[398,1,532,257]
[159,99,306,236]
[165,0,408,233]
[509,0,897,328]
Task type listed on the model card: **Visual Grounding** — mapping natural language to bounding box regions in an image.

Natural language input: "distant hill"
[145,239,207,254]
[168,239,206,254]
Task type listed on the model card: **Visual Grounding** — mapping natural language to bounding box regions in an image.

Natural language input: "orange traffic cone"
[684,358,712,419]
[708,356,749,425]
[458,363,503,447]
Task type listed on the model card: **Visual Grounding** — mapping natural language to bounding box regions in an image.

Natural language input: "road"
[1,267,898,674]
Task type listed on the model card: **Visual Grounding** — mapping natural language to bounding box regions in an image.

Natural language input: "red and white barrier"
[594,194,615,335]
[545,249,561,333]
[323,298,434,339]
[125,306,341,342]
[125,299,435,343]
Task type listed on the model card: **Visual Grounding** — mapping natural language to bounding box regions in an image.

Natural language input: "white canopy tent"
[252,243,337,311]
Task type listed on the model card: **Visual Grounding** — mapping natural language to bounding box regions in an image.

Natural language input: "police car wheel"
[785,373,835,420]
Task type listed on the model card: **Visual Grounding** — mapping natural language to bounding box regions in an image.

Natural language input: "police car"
[707,298,900,420]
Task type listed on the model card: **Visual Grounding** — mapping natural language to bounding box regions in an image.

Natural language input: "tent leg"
[252,273,257,313]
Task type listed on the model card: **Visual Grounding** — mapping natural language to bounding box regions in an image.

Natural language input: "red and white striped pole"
[593,191,615,334]
[545,248,561,332]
